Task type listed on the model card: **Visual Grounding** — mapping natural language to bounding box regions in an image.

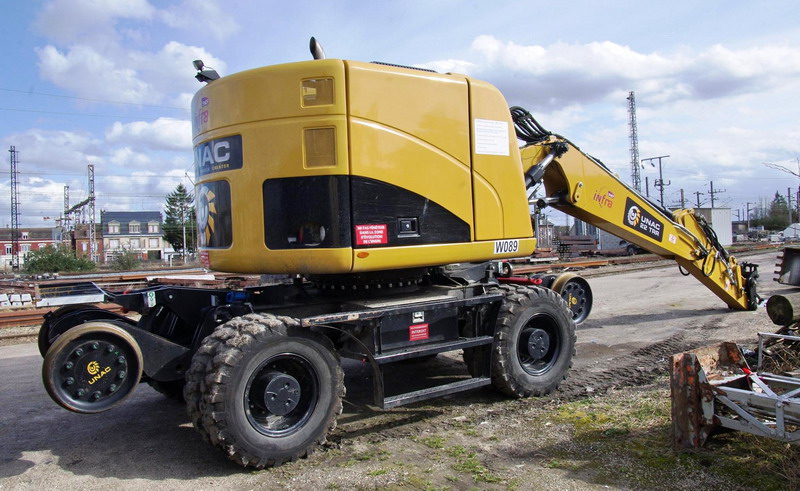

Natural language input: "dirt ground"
[1,249,795,489]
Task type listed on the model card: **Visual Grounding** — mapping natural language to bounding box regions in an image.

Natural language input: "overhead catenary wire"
[0,107,186,121]
[0,87,189,111]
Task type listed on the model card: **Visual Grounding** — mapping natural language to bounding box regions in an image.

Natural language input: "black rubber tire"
[462,284,525,378]
[184,313,344,469]
[490,286,576,398]
[626,245,636,256]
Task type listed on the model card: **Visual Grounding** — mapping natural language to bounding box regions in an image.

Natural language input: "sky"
[2,0,800,228]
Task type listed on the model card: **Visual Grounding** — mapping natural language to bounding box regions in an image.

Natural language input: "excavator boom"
[516,109,759,311]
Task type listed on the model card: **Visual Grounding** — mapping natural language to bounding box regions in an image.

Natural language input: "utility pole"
[679,189,687,208]
[746,202,753,237]
[645,177,650,198]
[708,181,725,208]
[87,164,97,262]
[627,92,642,192]
[794,186,800,221]
[642,155,670,208]
[693,190,704,208]
[789,187,794,225]
[182,207,187,264]
[9,146,20,271]
[62,185,70,246]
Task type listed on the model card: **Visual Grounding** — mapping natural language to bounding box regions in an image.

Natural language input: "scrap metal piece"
[671,335,800,449]
[671,342,746,448]
[775,247,800,286]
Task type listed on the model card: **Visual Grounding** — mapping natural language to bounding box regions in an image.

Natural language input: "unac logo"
[86,361,112,385]
[627,206,641,227]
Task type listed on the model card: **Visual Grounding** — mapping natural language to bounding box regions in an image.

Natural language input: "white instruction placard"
[474,119,510,156]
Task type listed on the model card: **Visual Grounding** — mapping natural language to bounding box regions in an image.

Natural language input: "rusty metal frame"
[671,335,800,448]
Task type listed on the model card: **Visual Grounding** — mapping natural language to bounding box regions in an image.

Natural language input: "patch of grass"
[356,448,390,461]
[446,445,502,484]
[419,435,446,449]
[602,427,630,437]
[445,445,468,459]
[463,428,479,437]
[399,474,437,490]
[552,406,611,437]
[539,381,800,489]
[691,436,799,490]
[367,468,388,476]
[337,447,390,467]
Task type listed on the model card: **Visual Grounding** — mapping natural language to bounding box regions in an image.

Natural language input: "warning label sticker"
[474,119,510,156]
[355,224,388,246]
[409,323,429,341]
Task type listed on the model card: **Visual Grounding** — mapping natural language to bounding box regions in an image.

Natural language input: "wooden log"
[766,292,800,325]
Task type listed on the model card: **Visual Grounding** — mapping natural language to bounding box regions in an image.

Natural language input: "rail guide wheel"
[551,273,593,324]
[42,322,143,414]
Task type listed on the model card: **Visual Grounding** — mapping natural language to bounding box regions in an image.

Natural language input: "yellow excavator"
[38,38,758,469]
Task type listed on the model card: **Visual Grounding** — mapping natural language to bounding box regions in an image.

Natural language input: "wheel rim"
[245,353,320,437]
[42,323,142,414]
[560,280,590,323]
[517,314,561,375]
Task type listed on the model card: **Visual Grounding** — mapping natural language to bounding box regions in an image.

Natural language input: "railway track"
[0,304,124,330]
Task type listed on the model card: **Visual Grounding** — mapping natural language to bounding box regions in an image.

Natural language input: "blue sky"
[2,0,800,227]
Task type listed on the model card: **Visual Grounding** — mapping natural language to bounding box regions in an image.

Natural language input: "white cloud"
[134,41,227,102]
[35,0,156,45]
[36,41,224,107]
[106,118,191,151]
[99,170,189,212]
[34,0,228,107]
[159,0,239,41]
[427,36,800,111]
[0,178,73,226]
[35,0,238,46]
[109,147,152,168]
[36,45,153,103]
[1,129,102,172]
[417,59,477,74]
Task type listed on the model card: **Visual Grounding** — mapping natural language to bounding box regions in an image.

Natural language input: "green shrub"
[24,245,95,274]
[110,249,141,271]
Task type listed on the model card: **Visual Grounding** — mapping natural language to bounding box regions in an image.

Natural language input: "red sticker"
[199,250,211,268]
[409,323,429,341]
[355,224,388,246]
